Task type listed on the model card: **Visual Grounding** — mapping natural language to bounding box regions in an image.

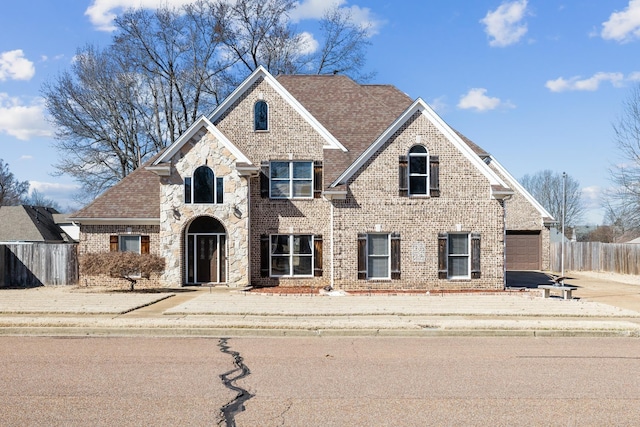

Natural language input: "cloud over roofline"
[457,88,515,112]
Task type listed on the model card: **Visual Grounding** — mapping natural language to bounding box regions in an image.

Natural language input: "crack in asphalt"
[278,399,293,426]
[218,338,253,427]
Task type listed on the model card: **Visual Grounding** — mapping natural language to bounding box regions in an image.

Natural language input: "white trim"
[185,232,227,285]
[269,160,314,199]
[269,234,315,278]
[486,156,554,220]
[145,165,171,176]
[408,144,429,197]
[366,233,391,280]
[69,218,159,225]
[118,234,141,254]
[447,232,471,280]
[331,98,509,192]
[153,115,252,166]
[209,66,347,152]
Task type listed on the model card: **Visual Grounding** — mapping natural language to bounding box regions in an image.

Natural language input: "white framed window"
[270,234,314,277]
[270,161,313,199]
[447,233,470,279]
[367,233,390,279]
[184,166,223,204]
[408,145,428,196]
[119,235,141,253]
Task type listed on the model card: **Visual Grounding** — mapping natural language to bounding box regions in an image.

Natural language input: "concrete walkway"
[1,271,640,337]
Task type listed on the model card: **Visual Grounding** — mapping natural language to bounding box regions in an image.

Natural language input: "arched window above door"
[184,166,224,204]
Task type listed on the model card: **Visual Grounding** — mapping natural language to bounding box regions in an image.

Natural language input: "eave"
[68,218,160,226]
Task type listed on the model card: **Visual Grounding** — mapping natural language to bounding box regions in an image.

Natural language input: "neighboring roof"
[277,74,412,185]
[625,237,640,244]
[68,165,160,222]
[0,205,70,242]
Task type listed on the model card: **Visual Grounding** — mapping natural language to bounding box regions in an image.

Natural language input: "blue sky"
[1,0,639,223]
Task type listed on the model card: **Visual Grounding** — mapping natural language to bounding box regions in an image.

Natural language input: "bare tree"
[43,0,374,200]
[520,170,585,229]
[0,159,29,206]
[22,189,62,211]
[313,5,373,81]
[606,84,640,230]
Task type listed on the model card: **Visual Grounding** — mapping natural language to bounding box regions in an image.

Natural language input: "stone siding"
[159,129,250,287]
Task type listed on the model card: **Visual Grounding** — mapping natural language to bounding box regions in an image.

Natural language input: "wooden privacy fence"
[551,242,640,275]
[0,243,78,287]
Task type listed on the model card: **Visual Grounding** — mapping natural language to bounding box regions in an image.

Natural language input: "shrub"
[80,252,165,290]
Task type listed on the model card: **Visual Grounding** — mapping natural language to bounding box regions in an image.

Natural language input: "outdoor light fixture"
[233,206,242,219]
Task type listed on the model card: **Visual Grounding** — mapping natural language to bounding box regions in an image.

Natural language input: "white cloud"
[29,181,82,208]
[601,0,640,43]
[0,50,35,81]
[458,88,512,112]
[297,31,319,55]
[291,0,344,20]
[480,0,529,47]
[581,186,603,210]
[0,94,53,140]
[545,72,633,92]
[291,0,382,35]
[20,155,33,160]
[428,96,448,114]
[85,0,195,31]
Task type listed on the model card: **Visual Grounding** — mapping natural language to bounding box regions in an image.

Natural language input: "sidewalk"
[1,271,640,337]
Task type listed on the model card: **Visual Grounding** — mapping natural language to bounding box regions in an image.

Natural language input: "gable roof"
[68,165,160,223]
[485,156,555,223]
[329,97,510,193]
[152,115,252,167]
[277,74,412,185]
[0,205,70,242]
[210,66,347,152]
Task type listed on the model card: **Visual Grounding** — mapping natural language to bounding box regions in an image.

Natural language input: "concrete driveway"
[506,271,555,289]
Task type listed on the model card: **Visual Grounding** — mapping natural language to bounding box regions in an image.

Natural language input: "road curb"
[1,326,638,338]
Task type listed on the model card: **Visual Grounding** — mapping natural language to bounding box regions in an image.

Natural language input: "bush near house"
[80,252,165,291]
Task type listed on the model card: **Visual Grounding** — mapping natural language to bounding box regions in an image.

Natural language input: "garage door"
[506,231,540,270]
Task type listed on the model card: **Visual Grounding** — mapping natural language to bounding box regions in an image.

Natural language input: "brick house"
[70,66,552,290]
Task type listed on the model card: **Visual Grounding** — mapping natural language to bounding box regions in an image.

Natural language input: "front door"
[186,217,227,284]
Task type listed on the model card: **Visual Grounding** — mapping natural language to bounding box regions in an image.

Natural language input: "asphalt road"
[1,336,639,426]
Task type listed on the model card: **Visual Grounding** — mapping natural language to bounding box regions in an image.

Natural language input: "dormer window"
[254,100,268,131]
[184,166,223,204]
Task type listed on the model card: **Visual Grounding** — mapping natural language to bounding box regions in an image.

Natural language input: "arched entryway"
[185,216,227,284]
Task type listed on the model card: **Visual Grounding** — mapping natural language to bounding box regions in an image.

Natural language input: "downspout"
[247,178,251,287]
[330,201,335,290]
[502,195,512,290]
